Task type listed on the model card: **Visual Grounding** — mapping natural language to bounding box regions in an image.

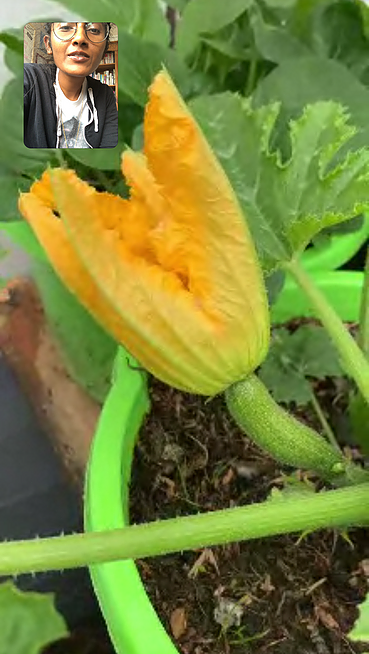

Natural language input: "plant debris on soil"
[130,363,369,654]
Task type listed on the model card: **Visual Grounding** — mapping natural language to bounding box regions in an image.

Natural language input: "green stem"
[284,258,369,405]
[310,389,341,453]
[358,245,369,357]
[0,484,367,575]
[225,374,369,486]
[245,54,258,97]
[54,150,67,168]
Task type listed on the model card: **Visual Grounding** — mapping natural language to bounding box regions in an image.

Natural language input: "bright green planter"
[300,215,369,271]
[85,271,364,654]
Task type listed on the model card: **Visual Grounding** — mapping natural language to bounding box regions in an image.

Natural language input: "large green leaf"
[0,31,23,56]
[191,94,369,273]
[0,167,33,221]
[67,145,123,171]
[259,325,343,406]
[0,581,68,654]
[250,5,309,63]
[0,78,52,173]
[263,0,296,6]
[117,30,192,106]
[253,57,369,152]
[2,28,24,76]
[309,0,369,84]
[166,0,189,9]
[357,0,369,39]
[50,0,169,45]
[176,0,253,59]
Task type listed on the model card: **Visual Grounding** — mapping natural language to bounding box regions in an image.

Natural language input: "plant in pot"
[0,70,368,653]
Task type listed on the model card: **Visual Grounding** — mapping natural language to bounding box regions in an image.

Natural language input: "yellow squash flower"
[18,70,269,395]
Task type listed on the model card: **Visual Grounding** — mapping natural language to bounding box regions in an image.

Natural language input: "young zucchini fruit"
[225,374,369,487]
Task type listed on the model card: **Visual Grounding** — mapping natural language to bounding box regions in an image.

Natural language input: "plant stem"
[0,484,367,575]
[310,390,341,453]
[245,54,258,96]
[358,245,369,357]
[284,258,369,405]
[54,150,67,168]
[225,374,369,486]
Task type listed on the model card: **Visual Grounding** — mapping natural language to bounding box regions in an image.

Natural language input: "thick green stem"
[358,245,369,357]
[0,484,367,575]
[225,374,369,486]
[284,258,369,405]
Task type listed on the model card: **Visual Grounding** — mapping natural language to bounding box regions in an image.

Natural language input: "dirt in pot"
[130,371,369,654]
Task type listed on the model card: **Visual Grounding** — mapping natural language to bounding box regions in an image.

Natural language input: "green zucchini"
[225,374,369,487]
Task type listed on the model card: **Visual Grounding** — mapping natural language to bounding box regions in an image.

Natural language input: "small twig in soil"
[187,432,209,467]
[304,577,327,596]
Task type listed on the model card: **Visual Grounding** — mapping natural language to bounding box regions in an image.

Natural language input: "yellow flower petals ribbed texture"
[18,70,269,395]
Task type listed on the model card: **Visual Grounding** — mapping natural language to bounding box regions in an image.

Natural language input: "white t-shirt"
[54,68,92,148]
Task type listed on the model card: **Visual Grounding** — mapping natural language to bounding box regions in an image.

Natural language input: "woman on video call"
[24,22,118,149]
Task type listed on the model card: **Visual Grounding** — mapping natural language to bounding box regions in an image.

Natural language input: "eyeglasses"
[52,22,109,44]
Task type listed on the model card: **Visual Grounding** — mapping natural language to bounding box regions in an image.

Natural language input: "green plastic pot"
[85,271,364,654]
[299,214,369,271]
[0,222,117,403]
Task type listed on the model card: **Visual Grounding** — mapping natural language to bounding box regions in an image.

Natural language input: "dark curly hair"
[44,22,112,60]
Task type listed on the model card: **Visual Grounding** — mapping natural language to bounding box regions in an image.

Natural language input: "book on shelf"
[101,51,114,64]
[90,69,116,85]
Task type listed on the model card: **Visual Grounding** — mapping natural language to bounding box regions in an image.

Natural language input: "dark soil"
[129,368,369,654]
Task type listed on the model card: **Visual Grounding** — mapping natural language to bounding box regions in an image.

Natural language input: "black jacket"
[24,63,118,149]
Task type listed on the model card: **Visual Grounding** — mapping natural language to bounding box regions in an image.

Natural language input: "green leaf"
[348,591,369,646]
[130,0,170,45]
[0,581,68,654]
[250,6,309,63]
[166,0,188,9]
[263,0,297,7]
[0,30,23,56]
[357,0,369,39]
[191,93,369,273]
[323,213,364,236]
[253,57,369,152]
[0,78,52,173]
[3,31,24,77]
[51,0,169,45]
[117,30,192,106]
[176,0,253,58]
[268,475,316,503]
[310,0,369,83]
[200,34,250,61]
[67,146,123,171]
[258,325,343,406]
[0,167,32,221]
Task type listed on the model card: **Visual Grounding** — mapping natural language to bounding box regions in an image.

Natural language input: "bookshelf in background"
[90,41,118,109]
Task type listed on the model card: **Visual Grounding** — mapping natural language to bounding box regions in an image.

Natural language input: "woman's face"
[44,23,106,78]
